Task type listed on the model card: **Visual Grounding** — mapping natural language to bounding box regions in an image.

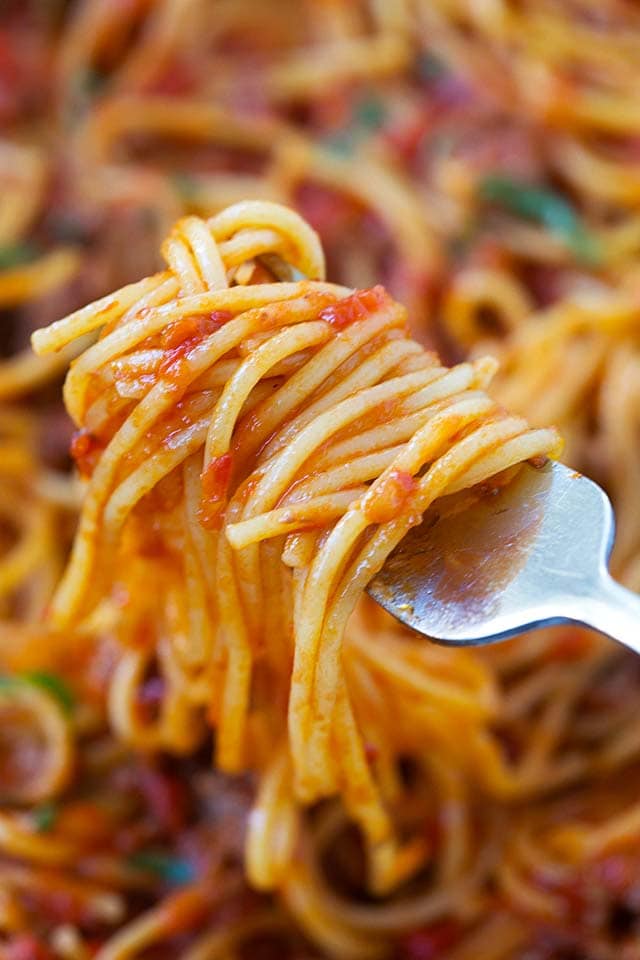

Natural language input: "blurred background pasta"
[2,2,640,959]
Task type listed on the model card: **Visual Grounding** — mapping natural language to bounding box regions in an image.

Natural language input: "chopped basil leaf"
[32,802,59,833]
[24,672,75,714]
[323,132,354,156]
[0,672,75,715]
[479,175,601,265]
[127,850,195,885]
[323,93,386,156]
[354,94,386,131]
[0,243,39,270]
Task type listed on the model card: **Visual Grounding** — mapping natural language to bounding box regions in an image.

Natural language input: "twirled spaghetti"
[32,199,560,908]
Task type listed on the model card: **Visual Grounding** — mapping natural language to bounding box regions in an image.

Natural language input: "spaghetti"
[32,199,560,904]
[1,2,640,959]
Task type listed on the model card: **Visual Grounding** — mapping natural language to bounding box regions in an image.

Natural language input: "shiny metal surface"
[367,461,640,651]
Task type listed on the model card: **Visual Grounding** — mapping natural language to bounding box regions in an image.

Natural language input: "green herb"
[0,672,75,715]
[479,175,601,266]
[417,51,448,82]
[32,802,59,833]
[24,672,75,714]
[0,243,39,270]
[322,132,355,156]
[353,93,386,131]
[171,172,200,202]
[323,93,386,156]
[127,850,195,885]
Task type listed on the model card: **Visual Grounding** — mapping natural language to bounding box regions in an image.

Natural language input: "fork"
[368,461,640,650]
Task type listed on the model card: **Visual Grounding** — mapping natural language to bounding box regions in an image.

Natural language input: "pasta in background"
[1,2,640,959]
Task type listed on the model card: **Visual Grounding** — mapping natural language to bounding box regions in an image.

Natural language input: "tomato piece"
[70,430,103,478]
[158,311,232,382]
[319,285,390,330]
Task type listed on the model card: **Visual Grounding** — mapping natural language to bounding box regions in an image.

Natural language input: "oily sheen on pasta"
[33,201,560,902]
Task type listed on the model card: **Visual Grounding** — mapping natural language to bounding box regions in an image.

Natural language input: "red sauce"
[1,935,54,960]
[144,57,197,96]
[469,238,513,271]
[159,888,208,936]
[296,182,361,240]
[70,430,104,478]
[364,742,379,764]
[365,470,418,524]
[548,628,592,662]
[55,802,113,846]
[138,764,188,834]
[160,311,232,351]
[21,876,101,928]
[242,260,277,284]
[319,285,390,330]
[397,920,462,960]
[199,453,233,529]
[158,311,232,382]
[0,27,46,125]
[385,108,434,164]
[311,89,354,131]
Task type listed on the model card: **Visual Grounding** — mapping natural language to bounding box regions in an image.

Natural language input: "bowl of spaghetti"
[1,3,640,959]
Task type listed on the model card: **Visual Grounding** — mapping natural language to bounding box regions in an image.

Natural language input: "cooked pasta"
[1,2,640,959]
[31,199,560,907]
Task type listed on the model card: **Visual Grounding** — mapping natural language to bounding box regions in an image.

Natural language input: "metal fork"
[368,461,640,650]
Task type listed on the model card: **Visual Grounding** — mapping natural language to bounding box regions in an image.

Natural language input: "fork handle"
[574,573,640,654]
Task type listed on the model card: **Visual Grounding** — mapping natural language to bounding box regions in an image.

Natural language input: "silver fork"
[368,461,640,650]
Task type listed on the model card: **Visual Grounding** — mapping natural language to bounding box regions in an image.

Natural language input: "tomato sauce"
[365,470,418,524]
[158,888,208,936]
[1,934,54,960]
[199,453,233,529]
[397,920,462,960]
[319,285,390,330]
[158,311,232,383]
[70,430,104,479]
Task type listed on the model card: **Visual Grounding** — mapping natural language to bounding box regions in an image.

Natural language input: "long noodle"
[32,200,560,902]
